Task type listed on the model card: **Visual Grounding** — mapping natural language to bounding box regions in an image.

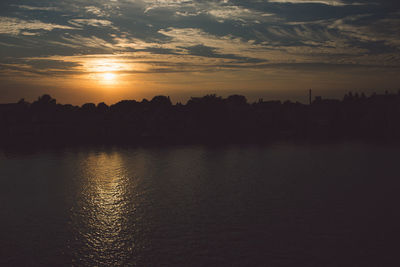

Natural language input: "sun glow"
[84,58,126,85]
[76,55,146,87]
[103,72,116,81]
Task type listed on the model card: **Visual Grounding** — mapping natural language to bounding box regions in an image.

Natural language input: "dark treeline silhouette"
[1,91,400,146]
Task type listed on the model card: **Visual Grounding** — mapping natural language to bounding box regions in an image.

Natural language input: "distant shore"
[1,92,400,147]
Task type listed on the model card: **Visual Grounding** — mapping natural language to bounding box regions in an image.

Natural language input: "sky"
[0,0,399,104]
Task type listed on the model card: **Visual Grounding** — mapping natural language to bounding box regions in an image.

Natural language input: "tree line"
[1,91,400,145]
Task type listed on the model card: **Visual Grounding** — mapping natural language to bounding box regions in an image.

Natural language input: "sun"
[84,58,130,85]
[103,72,116,81]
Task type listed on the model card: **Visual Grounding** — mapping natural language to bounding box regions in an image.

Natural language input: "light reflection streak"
[71,151,133,266]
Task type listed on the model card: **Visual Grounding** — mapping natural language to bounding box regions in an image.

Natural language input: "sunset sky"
[0,0,399,104]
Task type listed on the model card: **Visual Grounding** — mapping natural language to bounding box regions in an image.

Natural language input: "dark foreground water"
[1,143,399,266]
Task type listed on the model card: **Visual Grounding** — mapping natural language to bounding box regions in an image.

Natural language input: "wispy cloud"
[68,19,118,30]
[143,0,275,24]
[60,34,119,51]
[15,5,60,11]
[207,5,274,23]
[267,0,348,6]
[143,0,194,13]
[84,6,109,17]
[0,0,399,90]
[0,17,76,36]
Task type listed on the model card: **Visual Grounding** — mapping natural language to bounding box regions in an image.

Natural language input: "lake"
[0,142,399,266]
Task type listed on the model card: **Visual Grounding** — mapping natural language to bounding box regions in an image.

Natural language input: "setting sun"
[103,72,116,81]
[81,57,131,85]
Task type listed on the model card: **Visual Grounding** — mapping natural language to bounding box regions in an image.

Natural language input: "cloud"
[327,14,400,49]
[143,0,194,13]
[68,19,117,29]
[84,6,108,17]
[158,27,261,57]
[141,0,274,24]
[60,34,119,51]
[207,5,274,23]
[267,0,348,6]
[0,17,76,36]
[15,5,60,11]
[0,0,399,80]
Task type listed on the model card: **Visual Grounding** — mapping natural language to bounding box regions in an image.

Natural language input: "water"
[0,143,399,266]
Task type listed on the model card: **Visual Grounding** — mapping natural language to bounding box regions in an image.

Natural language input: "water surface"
[0,143,399,266]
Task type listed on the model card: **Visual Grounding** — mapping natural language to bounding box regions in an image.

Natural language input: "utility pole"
[309,89,312,105]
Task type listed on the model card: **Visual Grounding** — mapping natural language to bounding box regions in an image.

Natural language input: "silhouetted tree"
[226,95,247,106]
[150,95,172,107]
[81,103,96,112]
[97,102,109,113]
[35,94,56,105]
[1,91,399,145]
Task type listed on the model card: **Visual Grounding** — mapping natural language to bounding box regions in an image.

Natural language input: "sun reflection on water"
[70,151,134,266]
